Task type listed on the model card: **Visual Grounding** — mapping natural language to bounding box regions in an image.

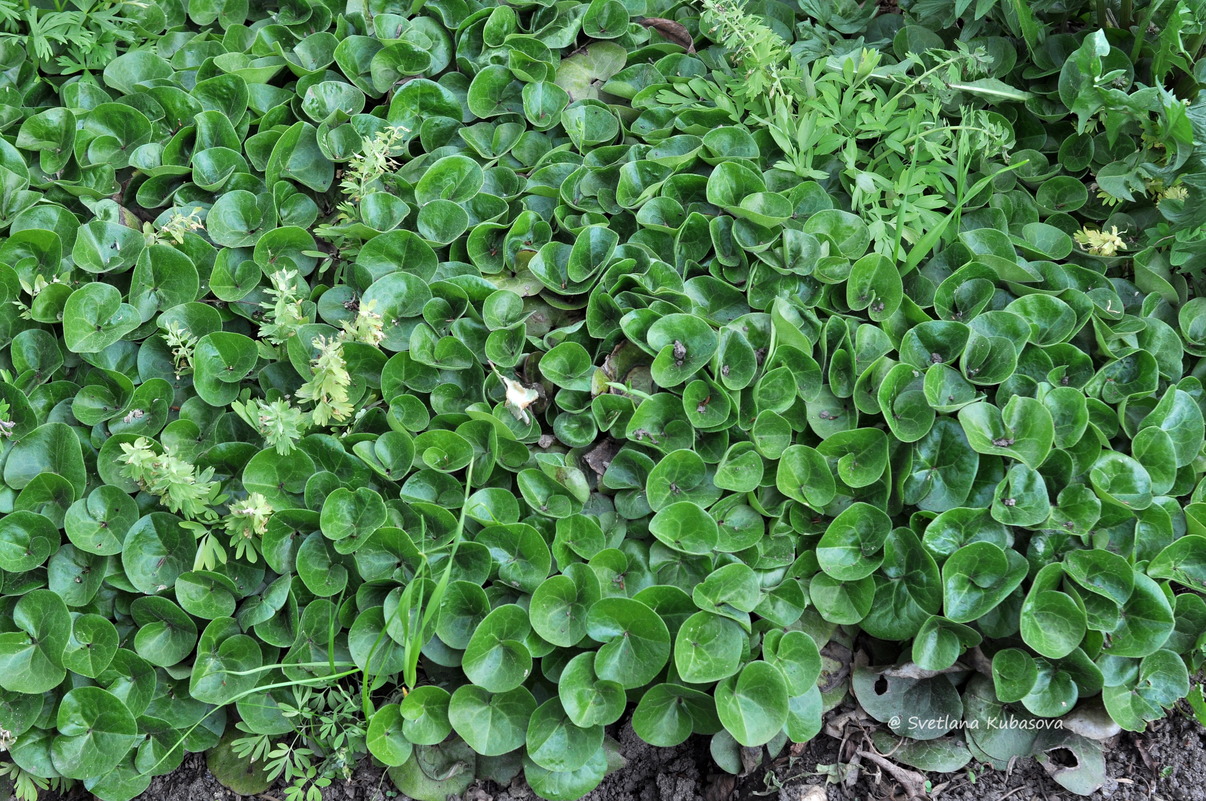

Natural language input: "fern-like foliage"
[692,0,1016,255]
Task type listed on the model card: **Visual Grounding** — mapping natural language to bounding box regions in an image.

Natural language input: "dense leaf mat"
[0,0,1204,799]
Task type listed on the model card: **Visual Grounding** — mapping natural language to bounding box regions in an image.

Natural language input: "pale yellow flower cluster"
[1073,225,1127,257]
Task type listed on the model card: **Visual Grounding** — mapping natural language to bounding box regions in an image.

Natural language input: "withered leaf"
[583,437,620,476]
[637,17,695,53]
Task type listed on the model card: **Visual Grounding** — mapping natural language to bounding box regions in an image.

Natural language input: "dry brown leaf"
[583,437,620,476]
[703,773,737,801]
[637,17,696,53]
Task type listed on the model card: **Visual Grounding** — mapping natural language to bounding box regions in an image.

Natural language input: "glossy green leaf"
[715,662,789,748]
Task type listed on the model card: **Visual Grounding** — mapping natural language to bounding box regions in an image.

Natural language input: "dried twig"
[856,749,929,799]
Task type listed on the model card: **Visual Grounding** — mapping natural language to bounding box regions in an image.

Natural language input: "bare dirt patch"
[41,710,1206,801]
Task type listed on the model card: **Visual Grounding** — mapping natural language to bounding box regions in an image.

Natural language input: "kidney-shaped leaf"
[51,687,137,780]
[714,661,789,747]
[586,597,670,689]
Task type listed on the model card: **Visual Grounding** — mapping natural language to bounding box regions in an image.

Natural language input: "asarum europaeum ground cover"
[0,0,1204,800]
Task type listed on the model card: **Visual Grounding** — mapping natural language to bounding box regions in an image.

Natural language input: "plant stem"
[892,53,963,96]
[863,125,1001,173]
[140,668,362,780]
[605,381,655,401]
[1188,31,1206,62]
[1129,0,1163,64]
[221,662,358,676]
[890,114,925,266]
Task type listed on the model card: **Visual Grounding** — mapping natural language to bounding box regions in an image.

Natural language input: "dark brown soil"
[40,710,1206,801]
[477,725,708,801]
[731,710,1206,801]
